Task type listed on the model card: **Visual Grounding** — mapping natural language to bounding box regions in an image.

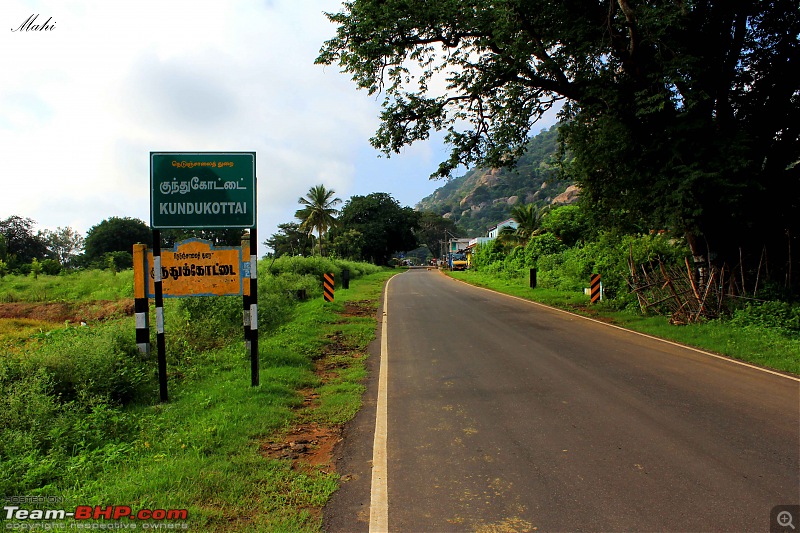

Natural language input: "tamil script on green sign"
[150,152,256,229]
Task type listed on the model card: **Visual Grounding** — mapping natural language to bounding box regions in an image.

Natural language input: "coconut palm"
[510,203,547,241]
[295,184,342,256]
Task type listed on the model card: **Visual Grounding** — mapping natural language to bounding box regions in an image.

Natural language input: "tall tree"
[43,226,84,268]
[83,217,152,262]
[295,184,342,256]
[336,193,420,265]
[264,222,314,258]
[331,229,366,260]
[415,211,461,259]
[0,216,49,267]
[318,0,800,285]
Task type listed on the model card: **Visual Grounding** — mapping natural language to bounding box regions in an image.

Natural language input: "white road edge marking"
[445,272,800,382]
[369,275,392,532]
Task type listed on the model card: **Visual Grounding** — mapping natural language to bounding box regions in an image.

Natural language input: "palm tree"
[295,184,342,256]
[510,203,547,241]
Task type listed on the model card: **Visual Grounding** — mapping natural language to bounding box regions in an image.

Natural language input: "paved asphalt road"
[325,269,799,532]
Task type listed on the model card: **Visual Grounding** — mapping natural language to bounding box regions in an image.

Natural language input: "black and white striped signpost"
[152,230,168,402]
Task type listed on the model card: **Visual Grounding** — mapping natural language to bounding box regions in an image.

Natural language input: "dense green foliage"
[0,216,50,268]
[264,222,315,258]
[333,192,420,264]
[0,320,149,494]
[319,0,799,290]
[83,217,152,266]
[472,204,692,310]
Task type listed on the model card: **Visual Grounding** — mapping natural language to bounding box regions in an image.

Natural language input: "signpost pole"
[152,229,168,402]
[241,233,251,351]
[249,226,259,387]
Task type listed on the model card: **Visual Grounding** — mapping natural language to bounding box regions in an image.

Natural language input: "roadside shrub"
[472,230,689,308]
[552,232,686,308]
[524,233,566,266]
[265,256,381,286]
[730,301,800,336]
[472,240,506,270]
[26,323,148,406]
[502,246,527,274]
[266,255,340,279]
[258,272,321,330]
[540,204,593,247]
[179,295,243,339]
[40,259,62,276]
[0,333,141,494]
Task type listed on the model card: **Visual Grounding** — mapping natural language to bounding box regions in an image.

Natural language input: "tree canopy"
[335,193,420,265]
[161,228,244,248]
[318,0,800,281]
[415,211,461,259]
[0,216,49,267]
[43,226,84,268]
[265,222,315,258]
[83,217,152,261]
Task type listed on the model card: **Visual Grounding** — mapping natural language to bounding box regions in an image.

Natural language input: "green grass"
[0,269,134,302]
[448,270,800,375]
[0,264,399,531]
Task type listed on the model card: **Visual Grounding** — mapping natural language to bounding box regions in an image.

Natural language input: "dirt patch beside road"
[0,300,135,324]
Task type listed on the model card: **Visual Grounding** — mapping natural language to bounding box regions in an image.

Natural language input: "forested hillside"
[416,127,573,236]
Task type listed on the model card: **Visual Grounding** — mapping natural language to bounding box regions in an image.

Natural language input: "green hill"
[416,126,574,236]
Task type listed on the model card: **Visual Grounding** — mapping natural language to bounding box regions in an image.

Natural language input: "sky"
[1,1,558,256]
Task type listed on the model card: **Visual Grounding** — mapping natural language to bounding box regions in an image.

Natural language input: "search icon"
[778,510,796,530]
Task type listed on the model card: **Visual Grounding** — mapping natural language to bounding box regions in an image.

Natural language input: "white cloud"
[6,0,560,254]
[0,0,399,253]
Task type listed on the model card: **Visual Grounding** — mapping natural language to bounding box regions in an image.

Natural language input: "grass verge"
[447,270,800,375]
[0,268,397,532]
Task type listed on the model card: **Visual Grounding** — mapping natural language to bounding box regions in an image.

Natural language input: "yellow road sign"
[140,239,243,297]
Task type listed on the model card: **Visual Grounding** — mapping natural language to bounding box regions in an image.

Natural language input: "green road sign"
[150,152,256,229]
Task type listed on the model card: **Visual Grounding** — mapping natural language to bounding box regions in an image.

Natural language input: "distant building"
[448,238,471,254]
[486,218,518,239]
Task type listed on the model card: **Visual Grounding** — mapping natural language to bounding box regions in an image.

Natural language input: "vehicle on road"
[450,252,467,270]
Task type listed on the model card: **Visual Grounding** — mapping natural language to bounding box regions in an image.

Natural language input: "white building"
[486,218,518,239]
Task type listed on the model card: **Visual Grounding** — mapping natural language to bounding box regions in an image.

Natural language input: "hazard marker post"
[323,273,335,302]
[590,273,602,303]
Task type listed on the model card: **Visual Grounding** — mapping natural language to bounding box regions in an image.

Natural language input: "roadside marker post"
[323,273,335,302]
[133,244,150,357]
[590,273,602,303]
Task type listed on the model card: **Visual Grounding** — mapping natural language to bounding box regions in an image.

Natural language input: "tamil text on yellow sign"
[142,239,244,297]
